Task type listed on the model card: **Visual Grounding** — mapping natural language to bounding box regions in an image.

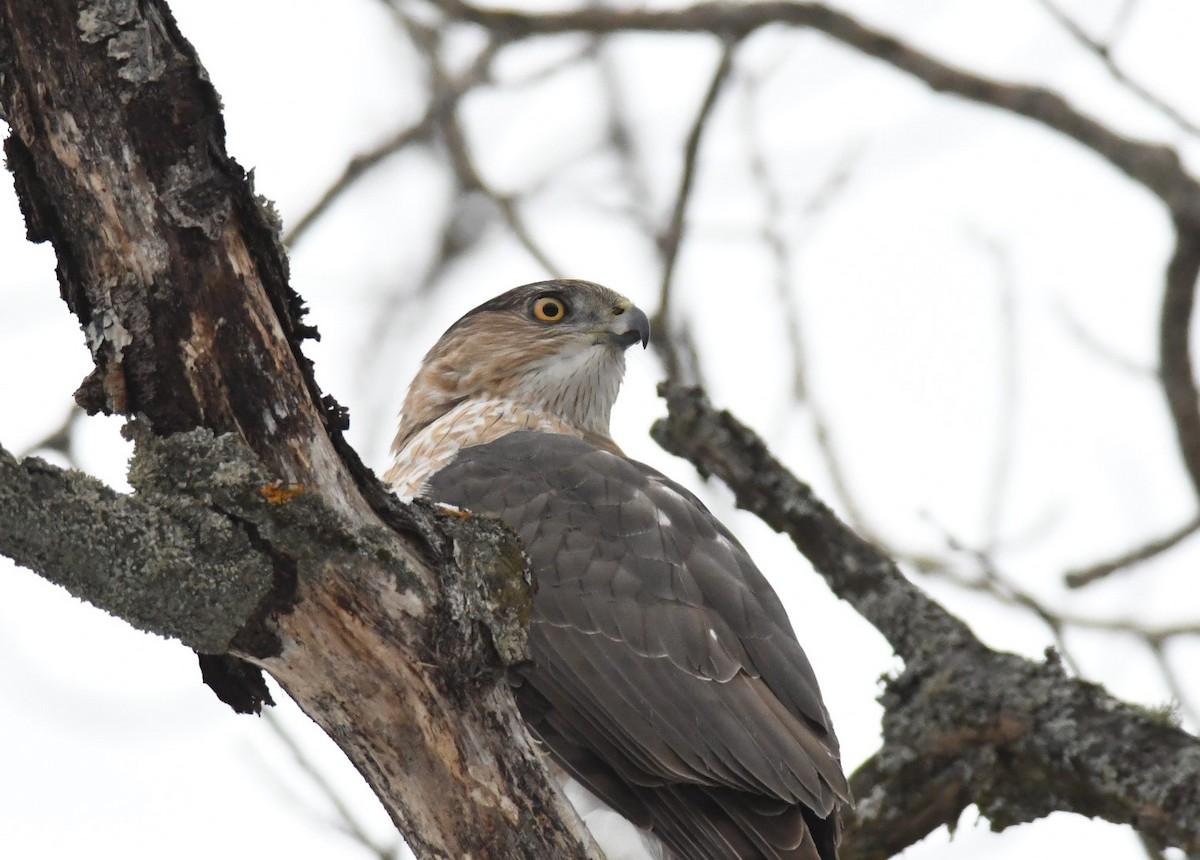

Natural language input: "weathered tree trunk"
[0,1,599,856]
[7,2,1200,858]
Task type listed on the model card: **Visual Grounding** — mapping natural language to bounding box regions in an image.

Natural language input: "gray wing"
[424,431,849,860]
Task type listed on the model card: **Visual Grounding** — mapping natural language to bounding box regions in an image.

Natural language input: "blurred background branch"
[4,0,1200,858]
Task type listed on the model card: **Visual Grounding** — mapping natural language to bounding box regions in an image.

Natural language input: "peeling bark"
[0,2,601,857]
[8,0,1200,858]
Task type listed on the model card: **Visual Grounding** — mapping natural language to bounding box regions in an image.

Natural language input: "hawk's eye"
[533,296,567,323]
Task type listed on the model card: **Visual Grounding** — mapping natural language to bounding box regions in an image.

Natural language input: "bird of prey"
[385,280,849,860]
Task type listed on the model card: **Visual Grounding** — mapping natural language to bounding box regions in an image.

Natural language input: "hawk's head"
[390,280,650,465]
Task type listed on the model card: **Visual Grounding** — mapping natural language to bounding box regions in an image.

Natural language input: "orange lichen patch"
[436,504,473,520]
[260,482,305,505]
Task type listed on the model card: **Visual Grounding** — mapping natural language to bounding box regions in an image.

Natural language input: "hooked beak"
[607,304,651,350]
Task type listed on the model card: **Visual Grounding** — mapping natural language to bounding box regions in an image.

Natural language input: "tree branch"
[1065,513,1200,588]
[0,2,599,856]
[651,383,1200,857]
[1031,0,1200,137]
[653,39,736,385]
[0,434,272,653]
[1159,225,1200,499]
[430,1,1200,517]
[284,118,435,250]
[430,0,1200,227]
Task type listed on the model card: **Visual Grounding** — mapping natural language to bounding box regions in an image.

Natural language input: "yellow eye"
[533,295,567,323]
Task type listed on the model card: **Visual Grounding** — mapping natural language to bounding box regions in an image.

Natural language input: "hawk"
[385,280,849,860]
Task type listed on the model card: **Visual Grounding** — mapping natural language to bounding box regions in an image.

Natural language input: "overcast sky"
[3,1,1199,858]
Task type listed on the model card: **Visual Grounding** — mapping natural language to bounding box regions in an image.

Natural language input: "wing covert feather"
[423,431,847,859]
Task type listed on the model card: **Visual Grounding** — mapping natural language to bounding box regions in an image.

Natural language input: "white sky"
[2,0,1199,858]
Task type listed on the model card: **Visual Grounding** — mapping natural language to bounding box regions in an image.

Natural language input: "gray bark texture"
[0,1,601,857]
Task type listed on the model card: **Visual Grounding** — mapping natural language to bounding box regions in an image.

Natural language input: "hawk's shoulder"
[425,430,848,859]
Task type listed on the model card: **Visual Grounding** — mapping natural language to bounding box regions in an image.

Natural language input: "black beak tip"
[608,305,651,350]
[631,307,651,349]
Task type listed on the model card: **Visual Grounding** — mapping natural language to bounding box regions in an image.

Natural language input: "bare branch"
[1065,513,1200,588]
[656,40,735,323]
[0,433,273,653]
[738,70,871,528]
[430,0,1200,227]
[595,41,658,238]
[755,142,870,530]
[652,383,976,658]
[739,72,804,400]
[404,17,564,276]
[1031,0,1200,137]
[1160,228,1200,498]
[0,3,603,855]
[261,709,406,860]
[439,109,564,276]
[18,403,84,463]
[1106,0,1143,44]
[1056,297,1155,378]
[966,231,1021,548]
[284,120,435,249]
[652,39,736,385]
[651,383,1200,857]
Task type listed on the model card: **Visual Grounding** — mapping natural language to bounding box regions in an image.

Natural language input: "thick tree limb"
[0,2,599,857]
[652,383,1200,858]
[0,434,272,653]
[7,1,1200,857]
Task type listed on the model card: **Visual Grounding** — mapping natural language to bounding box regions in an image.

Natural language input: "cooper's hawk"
[386,280,849,860]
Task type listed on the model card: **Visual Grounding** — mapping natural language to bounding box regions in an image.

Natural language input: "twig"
[653,39,737,384]
[1065,514,1200,588]
[344,9,563,275]
[595,39,658,237]
[941,534,1084,675]
[740,73,802,402]
[1160,227,1200,499]
[1055,297,1154,378]
[657,40,735,319]
[920,531,1200,722]
[649,385,1200,857]
[1106,0,1142,44]
[1032,0,1200,137]
[966,231,1020,548]
[1148,642,1198,729]
[261,709,405,860]
[435,81,563,276]
[285,3,497,249]
[785,270,862,532]
[284,120,434,249]
[430,0,1200,227]
[17,404,84,464]
[739,78,873,528]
